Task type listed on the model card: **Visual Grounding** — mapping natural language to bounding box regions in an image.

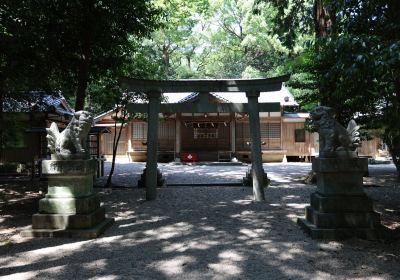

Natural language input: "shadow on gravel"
[0,163,399,279]
[0,184,399,279]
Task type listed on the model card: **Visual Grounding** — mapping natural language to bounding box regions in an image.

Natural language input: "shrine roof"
[162,86,297,106]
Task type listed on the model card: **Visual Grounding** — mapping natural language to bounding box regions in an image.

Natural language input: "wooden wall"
[102,127,128,155]
[282,122,314,156]
[101,119,176,155]
[358,138,380,157]
[98,115,382,158]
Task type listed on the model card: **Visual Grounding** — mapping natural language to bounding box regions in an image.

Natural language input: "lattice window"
[132,122,147,140]
[235,122,250,150]
[268,123,281,139]
[260,123,268,138]
[194,128,218,139]
[260,123,281,139]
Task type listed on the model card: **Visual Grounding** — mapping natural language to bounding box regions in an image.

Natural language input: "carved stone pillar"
[298,157,385,239]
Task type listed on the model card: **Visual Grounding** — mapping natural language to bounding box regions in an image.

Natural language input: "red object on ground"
[181,152,199,162]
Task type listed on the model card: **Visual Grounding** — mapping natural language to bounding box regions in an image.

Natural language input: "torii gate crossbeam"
[121,75,290,202]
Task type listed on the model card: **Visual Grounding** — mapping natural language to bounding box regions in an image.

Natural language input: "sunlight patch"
[218,250,244,261]
[286,213,299,221]
[143,222,193,240]
[239,228,260,238]
[85,258,108,270]
[1,271,38,280]
[201,226,216,231]
[162,240,215,253]
[119,222,137,228]
[286,203,308,209]
[155,256,195,276]
[278,252,294,260]
[22,240,90,257]
[89,276,118,280]
[232,199,252,205]
[208,263,242,276]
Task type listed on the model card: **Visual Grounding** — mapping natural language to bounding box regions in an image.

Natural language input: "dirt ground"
[1,164,399,243]
[0,164,400,280]
[0,178,47,243]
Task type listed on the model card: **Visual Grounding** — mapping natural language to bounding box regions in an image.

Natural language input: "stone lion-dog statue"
[308,106,360,157]
[46,111,93,160]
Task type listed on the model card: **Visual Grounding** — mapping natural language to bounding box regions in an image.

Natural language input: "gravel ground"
[95,161,313,187]
[0,162,399,280]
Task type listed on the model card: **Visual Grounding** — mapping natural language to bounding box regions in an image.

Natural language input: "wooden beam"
[120,75,290,93]
[127,102,280,113]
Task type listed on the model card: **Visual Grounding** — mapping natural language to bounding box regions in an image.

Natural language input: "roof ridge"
[177,92,199,103]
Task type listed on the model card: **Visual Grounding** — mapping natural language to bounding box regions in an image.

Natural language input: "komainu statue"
[308,106,360,157]
[46,111,93,160]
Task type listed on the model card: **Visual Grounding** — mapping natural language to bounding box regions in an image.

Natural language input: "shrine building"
[94,83,379,163]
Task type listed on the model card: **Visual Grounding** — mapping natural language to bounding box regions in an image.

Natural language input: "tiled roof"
[162,86,298,106]
[3,91,74,116]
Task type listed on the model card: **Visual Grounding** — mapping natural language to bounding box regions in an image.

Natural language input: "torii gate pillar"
[145,90,161,200]
[246,90,266,201]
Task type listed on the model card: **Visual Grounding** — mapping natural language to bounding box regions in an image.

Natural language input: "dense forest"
[1,0,400,176]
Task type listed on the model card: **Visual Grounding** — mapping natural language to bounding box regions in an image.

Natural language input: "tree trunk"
[105,110,126,187]
[0,79,4,163]
[162,45,170,78]
[75,58,89,111]
[313,0,335,39]
[75,12,92,112]
[387,143,400,181]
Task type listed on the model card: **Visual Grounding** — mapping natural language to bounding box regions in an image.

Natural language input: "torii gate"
[120,75,290,202]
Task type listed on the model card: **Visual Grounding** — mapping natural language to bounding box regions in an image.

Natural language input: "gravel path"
[95,161,313,187]
[0,162,399,279]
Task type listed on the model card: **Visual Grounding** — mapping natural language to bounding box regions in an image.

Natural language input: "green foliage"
[273,48,318,112]
[135,0,307,80]
[314,0,400,173]
[2,117,27,149]
[1,0,161,109]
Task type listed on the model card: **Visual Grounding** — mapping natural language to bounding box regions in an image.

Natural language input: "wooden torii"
[120,75,290,201]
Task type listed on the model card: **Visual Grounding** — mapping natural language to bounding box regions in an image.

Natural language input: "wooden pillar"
[145,90,161,201]
[175,113,181,158]
[246,90,266,201]
[230,114,236,153]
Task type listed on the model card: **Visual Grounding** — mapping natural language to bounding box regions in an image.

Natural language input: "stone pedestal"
[298,157,385,240]
[242,165,269,187]
[138,167,164,188]
[21,160,114,238]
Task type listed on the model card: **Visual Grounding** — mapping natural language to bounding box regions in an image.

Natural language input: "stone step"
[305,206,381,228]
[310,192,374,213]
[21,218,114,238]
[297,218,386,240]
[32,207,106,230]
[39,194,100,214]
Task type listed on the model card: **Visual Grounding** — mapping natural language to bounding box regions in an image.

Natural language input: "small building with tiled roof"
[1,92,75,175]
[94,86,380,162]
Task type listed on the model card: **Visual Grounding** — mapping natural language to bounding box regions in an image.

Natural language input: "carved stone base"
[21,159,114,238]
[298,157,386,240]
[297,218,386,240]
[21,218,114,238]
[242,166,269,186]
[138,168,164,188]
[38,194,100,214]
